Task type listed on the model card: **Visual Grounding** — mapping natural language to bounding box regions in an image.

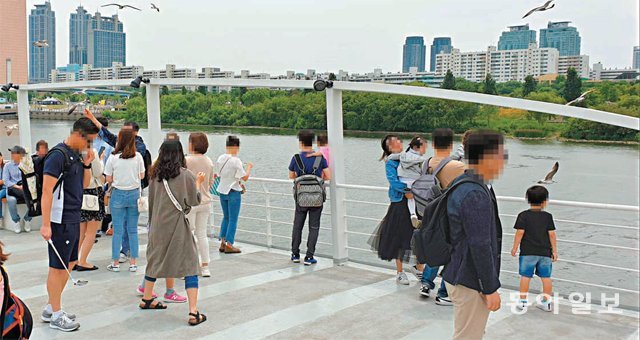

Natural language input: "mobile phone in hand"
[98,146,106,158]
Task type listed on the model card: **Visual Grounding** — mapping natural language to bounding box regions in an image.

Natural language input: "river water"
[31,120,640,308]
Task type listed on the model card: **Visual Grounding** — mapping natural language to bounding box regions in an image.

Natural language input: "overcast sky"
[27,0,640,74]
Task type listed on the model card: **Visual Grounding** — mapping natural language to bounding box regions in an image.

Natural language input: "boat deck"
[2,229,638,339]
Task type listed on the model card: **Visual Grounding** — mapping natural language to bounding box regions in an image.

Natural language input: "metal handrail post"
[17,89,32,151]
[145,84,162,156]
[326,88,348,265]
[264,184,273,248]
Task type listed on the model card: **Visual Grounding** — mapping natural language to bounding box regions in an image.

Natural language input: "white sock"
[52,310,64,320]
[45,304,53,313]
[407,198,416,216]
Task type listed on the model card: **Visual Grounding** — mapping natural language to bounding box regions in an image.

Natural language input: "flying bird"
[5,124,18,136]
[538,162,559,184]
[101,3,142,11]
[151,3,160,12]
[522,0,555,19]
[566,90,594,106]
[33,40,49,48]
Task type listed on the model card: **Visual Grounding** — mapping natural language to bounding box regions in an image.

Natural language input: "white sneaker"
[23,220,32,232]
[118,253,128,263]
[410,215,420,228]
[516,299,528,312]
[107,264,120,272]
[396,272,410,285]
[536,299,553,312]
[12,220,21,234]
[201,266,211,277]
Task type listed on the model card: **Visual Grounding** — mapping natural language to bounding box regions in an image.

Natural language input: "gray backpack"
[292,154,326,208]
[411,157,452,218]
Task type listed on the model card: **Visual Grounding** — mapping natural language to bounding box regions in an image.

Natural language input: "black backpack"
[21,146,77,217]
[1,266,33,340]
[141,149,152,189]
[412,177,490,267]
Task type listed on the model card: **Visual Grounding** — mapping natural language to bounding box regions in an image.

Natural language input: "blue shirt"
[100,126,147,156]
[43,143,84,223]
[385,160,407,203]
[2,161,22,189]
[289,152,328,177]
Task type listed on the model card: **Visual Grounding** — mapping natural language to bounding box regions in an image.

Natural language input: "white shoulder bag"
[137,188,149,212]
[81,177,101,211]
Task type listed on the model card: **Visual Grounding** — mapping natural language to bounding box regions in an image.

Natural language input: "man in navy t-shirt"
[288,130,330,266]
[39,118,99,332]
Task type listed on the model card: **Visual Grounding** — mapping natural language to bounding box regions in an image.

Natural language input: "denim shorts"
[519,255,552,278]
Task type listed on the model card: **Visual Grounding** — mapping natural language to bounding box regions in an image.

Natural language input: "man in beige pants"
[441,131,506,339]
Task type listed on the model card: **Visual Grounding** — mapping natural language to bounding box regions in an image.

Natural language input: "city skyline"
[29,0,56,83]
[23,0,640,74]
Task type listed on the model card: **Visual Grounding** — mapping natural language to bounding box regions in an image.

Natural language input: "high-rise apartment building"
[430,37,452,72]
[88,12,126,68]
[403,36,426,73]
[559,55,590,79]
[29,1,56,83]
[435,48,490,82]
[633,46,640,70]
[497,25,536,50]
[539,21,581,57]
[69,6,92,65]
[0,0,28,84]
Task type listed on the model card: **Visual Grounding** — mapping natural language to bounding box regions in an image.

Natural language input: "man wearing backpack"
[288,130,330,266]
[419,128,465,305]
[83,109,149,262]
[40,117,99,332]
[442,131,505,340]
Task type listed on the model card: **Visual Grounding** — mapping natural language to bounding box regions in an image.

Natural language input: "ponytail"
[380,134,398,161]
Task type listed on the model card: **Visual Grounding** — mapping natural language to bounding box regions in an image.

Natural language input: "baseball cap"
[8,146,26,155]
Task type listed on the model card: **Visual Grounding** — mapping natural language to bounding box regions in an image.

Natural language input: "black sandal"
[188,311,207,326]
[139,298,167,310]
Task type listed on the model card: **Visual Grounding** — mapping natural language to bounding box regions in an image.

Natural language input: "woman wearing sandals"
[76,146,105,271]
[139,139,207,326]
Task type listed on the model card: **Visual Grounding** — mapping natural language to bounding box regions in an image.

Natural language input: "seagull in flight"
[566,90,594,106]
[522,0,555,19]
[151,3,160,12]
[33,40,49,48]
[538,162,559,184]
[101,3,142,11]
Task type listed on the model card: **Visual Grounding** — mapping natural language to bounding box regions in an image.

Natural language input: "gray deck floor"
[1,229,638,340]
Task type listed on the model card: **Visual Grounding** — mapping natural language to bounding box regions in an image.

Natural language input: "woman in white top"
[186,133,215,277]
[104,129,146,272]
[76,147,105,271]
[216,136,252,254]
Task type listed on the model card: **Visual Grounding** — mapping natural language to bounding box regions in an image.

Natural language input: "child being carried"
[388,136,427,228]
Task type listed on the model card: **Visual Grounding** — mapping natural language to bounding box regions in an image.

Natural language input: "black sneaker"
[420,284,431,298]
[291,254,300,263]
[303,257,317,266]
[435,296,453,306]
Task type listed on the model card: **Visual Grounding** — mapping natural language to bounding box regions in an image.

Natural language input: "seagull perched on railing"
[538,162,559,184]
[151,3,160,12]
[522,0,555,19]
[566,90,594,106]
[33,40,49,48]
[101,3,141,11]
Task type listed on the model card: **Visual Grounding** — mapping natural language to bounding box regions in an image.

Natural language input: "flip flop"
[76,265,99,272]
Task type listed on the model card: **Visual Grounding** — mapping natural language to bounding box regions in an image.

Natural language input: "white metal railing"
[208,177,639,298]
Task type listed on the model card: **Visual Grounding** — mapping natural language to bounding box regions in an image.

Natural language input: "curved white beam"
[14,78,640,130]
[333,82,639,131]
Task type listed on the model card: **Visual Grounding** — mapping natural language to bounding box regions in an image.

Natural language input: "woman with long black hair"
[369,135,416,285]
[139,139,207,326]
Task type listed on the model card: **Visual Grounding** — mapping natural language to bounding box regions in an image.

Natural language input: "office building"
[51,63,82,82]
[498,25,536,50]
[349,68,443,87]
[539,21,581,56]
[436,43,559,82]
[559,55,590,79]
[88,12,126,68]
[430,37,452,72]
[29,1,56,83]
[69,5,92,65]
[0,0,28,84]
[590,62,639,81]
[403,36,426,72]
[633,46,640,70]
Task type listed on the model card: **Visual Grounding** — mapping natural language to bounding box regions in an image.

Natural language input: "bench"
[1,197,41,231]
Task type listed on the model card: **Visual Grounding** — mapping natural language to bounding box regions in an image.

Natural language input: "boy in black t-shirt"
[510,185,558,312]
